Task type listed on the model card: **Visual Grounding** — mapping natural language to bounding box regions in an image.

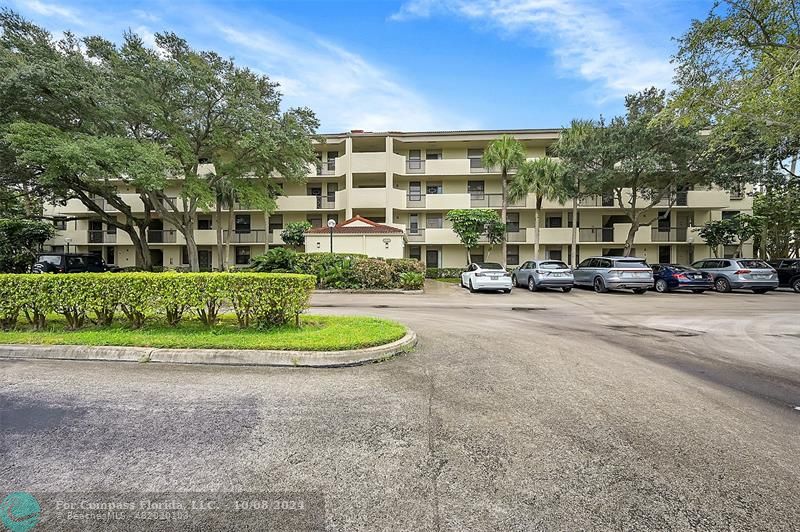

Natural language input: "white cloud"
[216,24,474,132]
[391,0,674,100]
[15,0,82,25]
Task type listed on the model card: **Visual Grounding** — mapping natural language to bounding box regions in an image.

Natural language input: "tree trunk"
[571,196,578,268]
[225,202,235,269]
[534,196,542,259]
[185,229,200,272]
[215,200,223,271]
[624,218,639,257]
[129,227,151,270]
[466,246,471,266]
[500,170,508,267]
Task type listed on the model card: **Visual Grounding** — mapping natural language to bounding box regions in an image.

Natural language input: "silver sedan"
[512,260,574,292]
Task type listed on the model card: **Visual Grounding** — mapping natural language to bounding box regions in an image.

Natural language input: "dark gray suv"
[573,256,654,294]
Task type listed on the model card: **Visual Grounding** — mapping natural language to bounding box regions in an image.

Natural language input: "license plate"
[753,274,768,279]
[490,275,500,280]
[550,272,564,277]
[623,272,649,278]
[691,274,701,279]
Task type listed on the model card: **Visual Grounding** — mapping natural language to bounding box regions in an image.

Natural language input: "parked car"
[573,256,653,294]
[460,262,513,293]
[31,253,108,274]
[690,258,778,293]
[767,259,800,293]
[512,260,573,292]
[650,264,713,293]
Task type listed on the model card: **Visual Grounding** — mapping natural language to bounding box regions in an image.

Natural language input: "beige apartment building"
[43,129,753,269]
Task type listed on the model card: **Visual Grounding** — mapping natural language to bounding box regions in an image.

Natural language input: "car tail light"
[674,273,688,280]
[734,269,751,275]
[475,272,485,277]
[503,272,511,277]
[535,269,548,274]
[57,267,64,273]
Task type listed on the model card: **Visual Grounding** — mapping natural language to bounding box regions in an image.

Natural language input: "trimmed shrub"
[250,247,297,273]
[352,258,394,289]
[0,272,315,330]
[291,252,367,277]
[399,272,424,290]
[425,268,465,279]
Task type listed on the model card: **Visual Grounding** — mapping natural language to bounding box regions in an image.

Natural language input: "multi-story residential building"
[43,129,753,269]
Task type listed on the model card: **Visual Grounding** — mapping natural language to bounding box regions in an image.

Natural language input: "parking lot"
[1,281,799,530]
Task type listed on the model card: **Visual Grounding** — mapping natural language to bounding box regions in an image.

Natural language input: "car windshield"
[614,260,648,269]
[669,265,694,272]
[477,262,503,270]
[737,260,771,269]
[539,261,568,269]
[37,255,63,266]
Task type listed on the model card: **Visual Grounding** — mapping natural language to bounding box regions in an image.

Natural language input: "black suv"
[32,253,108,274]
[767,259,800,293]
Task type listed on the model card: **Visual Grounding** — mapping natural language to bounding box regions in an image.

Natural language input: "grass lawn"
[0,314,406,351]
[435,278,461,284]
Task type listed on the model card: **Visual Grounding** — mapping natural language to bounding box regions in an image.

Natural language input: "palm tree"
[510,158,569,259]
[555,119,595,267]
[482,135,526,266]
[213,178,238,271]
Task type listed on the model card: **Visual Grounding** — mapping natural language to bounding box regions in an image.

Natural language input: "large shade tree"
[482,135,526,266]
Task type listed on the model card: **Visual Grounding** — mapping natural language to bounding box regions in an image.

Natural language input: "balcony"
[147,229,177,243]
[316,159,336,176]
[652,227,688,242]
[351,152,386,173]
[314,196,336,209]
[533,227,573,244]
[87,230,117,243]
[276,195,318,211]
[579,227,614,243]
[350,188,387,209]
[406,228,425,242]
[469,193,526,208]
[579,195,616,207]
[406,193,426,208]
[506,228,527,242]
[406,159,425,174]
[223,229,268,243]
[655,191,689,207]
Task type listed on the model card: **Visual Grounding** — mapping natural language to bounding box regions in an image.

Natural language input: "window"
[426,213,443,229]
[426,182,443,194]
[471,251,485,263]
[409,246,421,260]
[425,248,439,267]
[659,245,671,264]
[722,211,740,220]
[578,258,593,268]
[235,246,251,265]
[327,183,337,202]
[547,248,563,261]
[268,215,283,232]
[477,262,503,270]
[425,150,442,160]
[539,261,568,269]
[506,213,520,232]
[467,180,485,196]
[197,216,212,230]
[53,217,67,230]
[408,149,421,161]
[106,246,115,265]
[307,215,322,228]
[181,246,189,265]
[408,181,422,200]
[235,215,251,233]
[506,245,519,265]
[467,148,484,169]
[408,214,419,233]
[723,246,737,258]
[545,215,562,228]
[49,246,64,254]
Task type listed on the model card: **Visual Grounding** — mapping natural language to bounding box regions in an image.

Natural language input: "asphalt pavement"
[1,281,799,530]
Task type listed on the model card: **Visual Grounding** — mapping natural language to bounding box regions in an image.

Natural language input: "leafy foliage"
[398,272,424,290]
[0,218,54,273]
[352,259,394,289]
[0,272,315,330]
[699,214,763,257]
[445,209,505,264]
[250,247,297,273]
[281,221,313,248]
[424,268,465,279]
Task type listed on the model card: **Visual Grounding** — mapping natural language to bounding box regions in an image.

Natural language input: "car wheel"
[654,279,669,293]
[528,277,537,292]
[593,276,608,293]
[460,277,465,288]
[691,289,705,294]
[752,288,769,294]
[469,281,475,293]
[562,286,572,293]
[511,275,518,287]
[502,289,511,294]
[714,277,732,293]
[792,278,800,293]
[632,288,647,295]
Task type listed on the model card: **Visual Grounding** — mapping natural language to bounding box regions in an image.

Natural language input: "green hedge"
[251,250,425,290]
[0,272,315,330]
[425,268,465,279]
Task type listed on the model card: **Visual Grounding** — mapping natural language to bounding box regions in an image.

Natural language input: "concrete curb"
[0,330,417,368]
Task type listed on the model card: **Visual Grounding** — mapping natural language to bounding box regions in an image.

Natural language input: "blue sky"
[7,0,714,133]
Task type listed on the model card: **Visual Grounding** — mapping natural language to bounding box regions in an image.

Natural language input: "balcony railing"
[87,230,117,243]
[579,227,614,242]
[655,191,688,207]
[406,159,425,174]
[651,227,688,242]
[469,160,489,173]
[406,193,426,207]
[406,228,425,242]
[223,229,267,243]
[316,160,336,176]
[506,228,527,242]
[579,195,616,207]
[315,196,336,209]
[147,229,177,243]
[469,193,526,208]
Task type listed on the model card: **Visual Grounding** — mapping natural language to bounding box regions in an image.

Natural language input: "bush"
[250,247,297,272]
[0,272,315,330]
[352,258,394,289]
[425,268,464,279]
[399,272,424,290]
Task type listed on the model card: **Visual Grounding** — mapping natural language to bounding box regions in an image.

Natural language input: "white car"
[460,262,513,293]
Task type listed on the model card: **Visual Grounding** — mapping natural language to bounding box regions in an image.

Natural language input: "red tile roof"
[306,215,404,234]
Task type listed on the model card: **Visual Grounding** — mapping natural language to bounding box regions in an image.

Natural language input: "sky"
[6,0,715,133]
